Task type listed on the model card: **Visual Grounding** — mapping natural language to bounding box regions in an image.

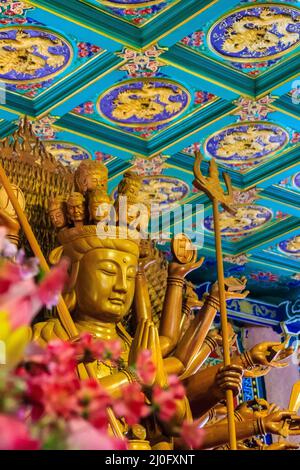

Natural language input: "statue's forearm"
[202,419,257,449]
[183,363,222,418]
[179,337,217,380]
[175,299,218,367]
[159,275,184,356]
[133,268,152,321]
[99,370,133,398]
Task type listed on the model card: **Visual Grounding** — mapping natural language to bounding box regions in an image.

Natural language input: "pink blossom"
[113,382,149,425]
[26,370,80,420]
[0,226,7,249]
[0,262,24,294]
[0,415,40,450]
[104,339,122,362]
[180,421,204,449]
[23,340,80,420]
[37,258,69,308]
[46,339,77,373]
[136,349,156,386]
[77,379,112,429]
[74,333,122,364]
[152,386,177,421]
[68,418,127,450]
[2,293,41,329]
[168,375,185,400]
[152,375,185,422]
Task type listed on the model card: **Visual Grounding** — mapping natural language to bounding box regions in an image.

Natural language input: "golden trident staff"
[0,163,124,440]
[193,150,237,450]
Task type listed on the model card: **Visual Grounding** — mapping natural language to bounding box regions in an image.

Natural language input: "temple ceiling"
[0,0,299,309]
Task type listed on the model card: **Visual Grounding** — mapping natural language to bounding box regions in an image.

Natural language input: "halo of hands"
[130,244,300,447]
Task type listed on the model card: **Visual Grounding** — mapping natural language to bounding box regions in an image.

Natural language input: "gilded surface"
[209,5,300,61]
[99,79,190,126]
[205,123,288,164]
[204,205,273,236]
[223,10,299,56]
[0,27,72,82]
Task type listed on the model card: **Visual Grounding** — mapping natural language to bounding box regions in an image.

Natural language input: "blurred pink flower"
[37,258,69,308]
[113,382,149,425]
[74,333,122,364]
[77,379,111,429]
[152,375,185,421]
[136,349,156,386]
[46,339,77,374]
[152,386,177,421]
[0,415,40,450]
[26,369,80,420]
[68,418,127,450]
[168,375,185,400]
[104,339,122,362]
[0,226,7,250]
[180,421,204,449]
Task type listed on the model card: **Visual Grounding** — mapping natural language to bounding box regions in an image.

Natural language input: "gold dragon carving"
[286,236,300,255]
[222,9,300,55]
[0,30,66,75]
[215,127,284,159]
[45,145,89,168]
[213,206,270,234]
[112,82,184,121]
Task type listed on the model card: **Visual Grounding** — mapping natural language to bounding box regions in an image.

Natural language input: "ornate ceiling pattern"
[0,0,299,314]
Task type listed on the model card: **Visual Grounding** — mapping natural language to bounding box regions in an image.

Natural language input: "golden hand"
[210,276,249,301]
[263,441,299,450]
[168,252,204,279]
[212,364,244,401]
[249,341,294,368]
[235,398,280,421]
[261,411,300,436]
[128,319,167,388]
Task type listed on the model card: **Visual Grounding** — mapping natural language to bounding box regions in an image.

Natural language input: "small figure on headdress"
[114,171,148,232]
[67,192,85,228]
[48,196,68,232]
[88,189,111,225]
[74,160,108,194]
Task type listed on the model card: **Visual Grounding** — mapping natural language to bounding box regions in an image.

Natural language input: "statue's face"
[76,248,137,322]
[49,207,66,229]
[86,171,107,192]
[67,203,85,222]
[89,201,110,222]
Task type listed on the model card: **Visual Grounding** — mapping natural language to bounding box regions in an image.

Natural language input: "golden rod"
[193,151,237,449]
[212,197,237,450]
[0,162,124,439]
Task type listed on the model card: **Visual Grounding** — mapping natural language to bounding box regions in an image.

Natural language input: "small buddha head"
[48,196,68,230]
[75,160,108,194]
[116,171,142,204]
[58,227,139,323]
[88,189,111,223]
[67,192,85,224]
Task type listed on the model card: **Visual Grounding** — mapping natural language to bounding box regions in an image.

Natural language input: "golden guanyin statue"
[32,161,300,449]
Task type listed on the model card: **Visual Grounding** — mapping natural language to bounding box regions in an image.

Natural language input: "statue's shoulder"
[32,318,69,346]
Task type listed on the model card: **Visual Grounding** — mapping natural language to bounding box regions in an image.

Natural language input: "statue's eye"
[127,266,137,279]
[98,261,117,275]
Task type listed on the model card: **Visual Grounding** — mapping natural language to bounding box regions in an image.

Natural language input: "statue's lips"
[108,297,125,305]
